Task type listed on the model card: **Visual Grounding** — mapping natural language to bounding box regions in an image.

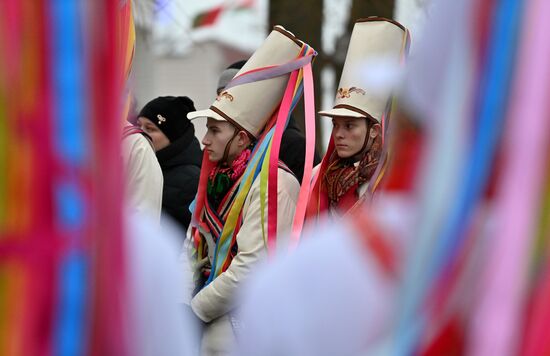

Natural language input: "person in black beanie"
[138,96,202,232]
[217,60,321,183]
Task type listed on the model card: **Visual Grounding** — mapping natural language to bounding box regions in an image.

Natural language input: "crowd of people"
[122,17,408,356]
[5,0,549,353]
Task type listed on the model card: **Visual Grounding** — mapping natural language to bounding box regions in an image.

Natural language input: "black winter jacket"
[280,116,321,184]
[156,128,202,231]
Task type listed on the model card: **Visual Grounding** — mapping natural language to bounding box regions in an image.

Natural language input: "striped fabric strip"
[223,54,316,92]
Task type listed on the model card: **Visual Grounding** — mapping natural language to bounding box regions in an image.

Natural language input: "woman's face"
[138,117,170,151]
[331,116,368,159]
[202,118,241,163]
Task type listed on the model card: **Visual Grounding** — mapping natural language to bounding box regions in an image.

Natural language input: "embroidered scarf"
[206,148,250,210]
[196,158,294,289]
[324,147,379,208]
[199,149,251,283]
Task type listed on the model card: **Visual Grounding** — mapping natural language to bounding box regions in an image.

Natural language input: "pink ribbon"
[267,69,300,254]
[289,62,316,247]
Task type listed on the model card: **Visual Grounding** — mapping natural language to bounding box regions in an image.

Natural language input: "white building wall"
[132,30,251,143]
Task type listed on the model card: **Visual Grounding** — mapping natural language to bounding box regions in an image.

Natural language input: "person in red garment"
[307,17,410,219]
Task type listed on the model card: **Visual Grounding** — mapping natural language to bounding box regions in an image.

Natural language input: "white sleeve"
[122,134,164,222]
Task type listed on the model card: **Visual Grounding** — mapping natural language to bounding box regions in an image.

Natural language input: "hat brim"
[187,109,227,122]
[318,107,380,123]
[318,107,367,119]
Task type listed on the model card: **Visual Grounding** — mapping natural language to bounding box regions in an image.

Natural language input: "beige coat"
[191,168,300,356]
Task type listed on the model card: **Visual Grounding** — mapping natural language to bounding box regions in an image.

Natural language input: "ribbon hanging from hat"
[365,28,411,198]
[261,44,316,252]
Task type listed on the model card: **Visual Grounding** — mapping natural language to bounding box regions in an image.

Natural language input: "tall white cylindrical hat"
[187,26,305,138]
[319,17,409,123]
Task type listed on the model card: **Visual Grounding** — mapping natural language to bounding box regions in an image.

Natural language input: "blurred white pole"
[395,0,432,55]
